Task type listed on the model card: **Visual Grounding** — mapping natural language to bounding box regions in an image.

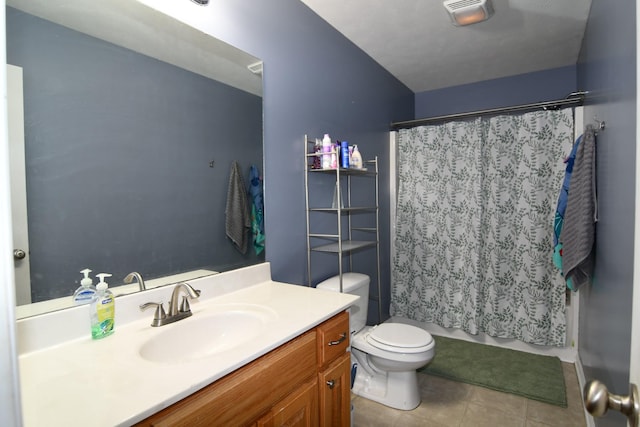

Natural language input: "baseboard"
[574,355,595,427]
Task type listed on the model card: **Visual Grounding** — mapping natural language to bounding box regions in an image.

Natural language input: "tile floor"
[352,362,586,427]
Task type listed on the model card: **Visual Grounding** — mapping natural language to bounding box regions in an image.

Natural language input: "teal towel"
[249,165,265,255]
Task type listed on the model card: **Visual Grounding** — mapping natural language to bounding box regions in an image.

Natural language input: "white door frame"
[0,0,24,425]
[7,64,31,305]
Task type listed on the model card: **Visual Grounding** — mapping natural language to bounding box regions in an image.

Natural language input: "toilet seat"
[366,323,433,354]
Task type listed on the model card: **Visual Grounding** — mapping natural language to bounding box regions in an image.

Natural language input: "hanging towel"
[225,161,251,254]
[559,125,598,290]
[553,133,583,289]
[249,164,265,255]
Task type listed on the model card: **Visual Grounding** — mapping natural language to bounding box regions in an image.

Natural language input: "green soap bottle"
[90,273,115,339]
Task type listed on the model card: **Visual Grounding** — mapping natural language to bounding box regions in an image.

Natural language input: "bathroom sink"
[138,304,277,364]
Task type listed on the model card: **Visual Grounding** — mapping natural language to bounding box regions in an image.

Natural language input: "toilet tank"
[316,273,370,334]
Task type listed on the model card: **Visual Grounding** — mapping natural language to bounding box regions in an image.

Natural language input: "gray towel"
[560,125,597,289]
[225,161,250,254]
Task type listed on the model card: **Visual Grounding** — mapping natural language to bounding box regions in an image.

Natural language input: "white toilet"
[316,273,435,410]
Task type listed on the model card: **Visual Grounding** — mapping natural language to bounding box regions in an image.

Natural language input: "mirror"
[7,0,264,318]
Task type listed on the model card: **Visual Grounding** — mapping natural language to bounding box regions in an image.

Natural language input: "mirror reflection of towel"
[225,161,250,254]
[249,165,265,255]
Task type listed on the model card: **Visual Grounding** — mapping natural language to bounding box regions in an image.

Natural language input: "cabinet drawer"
[316,311,349,367]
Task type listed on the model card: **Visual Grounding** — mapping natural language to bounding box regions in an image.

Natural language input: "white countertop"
[17,263,358,426]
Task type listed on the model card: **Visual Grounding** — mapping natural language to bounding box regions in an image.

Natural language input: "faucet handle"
[139,302,167,327]
[180,296,192,313]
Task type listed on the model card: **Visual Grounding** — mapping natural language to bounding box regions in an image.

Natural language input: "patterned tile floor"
[352,362,586,427]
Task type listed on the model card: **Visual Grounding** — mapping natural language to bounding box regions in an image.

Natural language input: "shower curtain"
[391,108,573,346]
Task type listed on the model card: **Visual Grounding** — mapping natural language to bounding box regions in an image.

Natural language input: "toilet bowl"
[351,323,435,410]
[316,273,435,410]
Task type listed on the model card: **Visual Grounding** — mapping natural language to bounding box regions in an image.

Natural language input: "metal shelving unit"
[304,135,382,321]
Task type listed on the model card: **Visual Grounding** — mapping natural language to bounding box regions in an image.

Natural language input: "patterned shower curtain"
[391,109,573,346]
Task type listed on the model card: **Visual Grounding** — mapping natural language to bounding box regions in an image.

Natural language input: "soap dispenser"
[351,145,363,169]
[72,268,97,305]
[90,273,115,339]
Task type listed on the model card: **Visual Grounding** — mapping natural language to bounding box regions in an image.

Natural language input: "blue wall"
[205,0,414,323]
[577,1,637,426]
[414,65,577,118]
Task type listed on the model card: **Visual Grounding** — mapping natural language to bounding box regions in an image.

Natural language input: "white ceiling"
[300,0,592,93]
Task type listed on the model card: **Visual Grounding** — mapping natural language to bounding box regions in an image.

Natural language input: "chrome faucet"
[168,282,201,316]
[139,282,201,327]
[124,271,146,291]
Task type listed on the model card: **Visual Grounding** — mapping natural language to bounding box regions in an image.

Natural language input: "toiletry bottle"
[340,141,350,169]
[72,268,96,305]
[313,138,322,169]
[322,134,332,169]
[351,145,363,169]
[90,273,115,339]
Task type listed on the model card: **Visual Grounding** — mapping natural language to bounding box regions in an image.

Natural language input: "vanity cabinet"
[316,310,351,427]
[135,311,350,427]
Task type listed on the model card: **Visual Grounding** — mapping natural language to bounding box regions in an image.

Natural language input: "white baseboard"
[574,355,595,427]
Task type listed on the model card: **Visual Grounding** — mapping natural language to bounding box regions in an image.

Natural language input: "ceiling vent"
[443,0,494,26]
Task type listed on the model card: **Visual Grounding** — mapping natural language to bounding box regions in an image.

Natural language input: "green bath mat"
[419,335,567,407]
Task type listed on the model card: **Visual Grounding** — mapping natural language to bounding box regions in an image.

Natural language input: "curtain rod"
[390,91,587,130]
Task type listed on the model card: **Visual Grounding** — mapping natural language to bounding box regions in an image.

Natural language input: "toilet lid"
[367,324,433,352]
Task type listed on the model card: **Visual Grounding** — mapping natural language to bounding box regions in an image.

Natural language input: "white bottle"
[351,145,363,169]
[90,273,115,339]
[322,133,332,169]
[72,268,96,305]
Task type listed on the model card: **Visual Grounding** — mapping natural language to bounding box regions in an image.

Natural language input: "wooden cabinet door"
[135,332,316,427]
[257,378,319,427]
[318,352,351,427]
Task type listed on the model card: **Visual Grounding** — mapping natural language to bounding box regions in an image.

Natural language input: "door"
[318,352,351,427]
[257,378,319,427]
[584,15,640,424]
[7,64,31,305]
[631,13,640,422]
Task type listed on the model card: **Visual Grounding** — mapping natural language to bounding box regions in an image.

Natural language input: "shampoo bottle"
[72,268,96,305]
[340,141,350,168]
[351,145,363,169]
[90,273,115,339]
